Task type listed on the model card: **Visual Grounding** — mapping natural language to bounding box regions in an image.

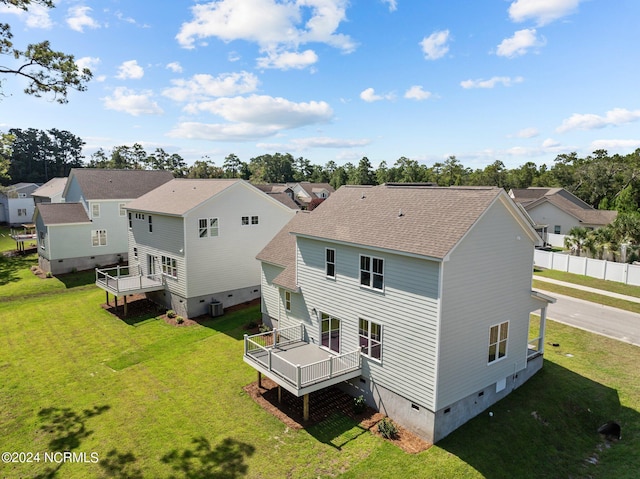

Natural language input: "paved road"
[539,290,640,347]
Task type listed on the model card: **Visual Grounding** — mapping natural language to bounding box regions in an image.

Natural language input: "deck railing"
[95,266,162,294]
[244,324,361,389]
[527,336,543,359]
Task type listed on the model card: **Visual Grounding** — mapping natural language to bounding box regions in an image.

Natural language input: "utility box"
[209,301,224,318]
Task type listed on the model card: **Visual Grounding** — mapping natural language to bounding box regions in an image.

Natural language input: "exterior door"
[320,312,341,353]
[147,254,157,276]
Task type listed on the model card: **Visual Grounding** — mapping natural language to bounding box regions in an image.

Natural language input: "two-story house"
[246,184,554,443]
[34,169,173,274]
[0,182,39,226]
[96,179,296,318]
[32,177,67,204]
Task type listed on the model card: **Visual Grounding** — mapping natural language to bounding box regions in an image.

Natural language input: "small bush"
[71,267,78,274]
[166,310,177,319]
[377,417,398,439]
[353,395,366,414]
[176,316,184,324]
[258,324,271,333]
[45,271,53,278]
[245,320,259,330]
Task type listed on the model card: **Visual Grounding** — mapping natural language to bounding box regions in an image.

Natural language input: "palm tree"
[564,226,589,257]
[591,226,621,262]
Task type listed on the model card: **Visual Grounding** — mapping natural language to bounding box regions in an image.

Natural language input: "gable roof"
[66,169,174,200]
[36,203,91,225]
[126,179,239,215]
[32,177,67,199]
[288,184,510,260]
[510,187,617,226]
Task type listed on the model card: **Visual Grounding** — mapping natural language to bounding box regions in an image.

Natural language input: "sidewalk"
[533,275,640,304]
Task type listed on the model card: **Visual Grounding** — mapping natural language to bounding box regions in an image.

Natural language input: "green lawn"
[1,255,639,478]
[534,267,640,298]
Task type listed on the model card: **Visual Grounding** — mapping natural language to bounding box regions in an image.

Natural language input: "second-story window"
[148,215,153,233]
[360,255,384,291]
[92,204,100,218]
[285,291,291,311]
[326,248,335,278]
[119,203,126,216]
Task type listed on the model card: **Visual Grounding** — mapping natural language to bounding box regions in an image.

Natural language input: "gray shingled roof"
[37,203,90,225]
[32,177,67,199]
[70,169,174,200]
[126,179,241,215]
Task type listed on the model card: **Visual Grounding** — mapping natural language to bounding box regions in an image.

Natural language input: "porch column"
[303,394,309,422]
[538,305,547,354]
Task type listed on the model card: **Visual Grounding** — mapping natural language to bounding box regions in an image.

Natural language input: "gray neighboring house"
[247,183,554,444]
[0,182,39,226]
[32,177,67,204]
[34,169,174,274]
[509,187,617,239]
[96,179,297,318]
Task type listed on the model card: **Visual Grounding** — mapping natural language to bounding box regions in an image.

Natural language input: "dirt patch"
[243,377,431,454]
[30,265,50,279]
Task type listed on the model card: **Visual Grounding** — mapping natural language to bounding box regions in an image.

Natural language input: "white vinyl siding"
[437,198,538,410]
[296,237,440,409]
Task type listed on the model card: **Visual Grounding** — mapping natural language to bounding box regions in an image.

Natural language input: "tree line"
[2,128,640,215]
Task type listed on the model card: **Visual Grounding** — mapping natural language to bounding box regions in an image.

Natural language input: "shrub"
[353,395,366,414]
[176,316,184,324]
[258,324,271,333]
[377,417,398,439]
[245,320,259,330]
[166,310,177,319]
[71,267,78,274]
[45,271,53,278]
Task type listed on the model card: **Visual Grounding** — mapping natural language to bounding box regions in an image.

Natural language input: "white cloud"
[103,87,163,116]
[496,29,545,58]
[460,76,524,89]
[66,6,100,32]
[382,0,398,12]
[556,108,640,133]
[183,95,333,129]
[404,85,432,101]
[514,127,539,138]
[360,87,394,102]
[176,0,356,67]
[509,0,582,26]
[591,139,640,151]
[162,72,259,102]
[0,3,53,29]
[542,138,560,148]
[166,62,183,73]
[167,122,281,141]
[259,136,372,150]
[420,30,450,60]
[116,60,145,80]
[76,56,100,73]
[257,49,319,70]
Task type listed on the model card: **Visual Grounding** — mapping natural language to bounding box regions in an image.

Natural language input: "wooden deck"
[95,267,164,295]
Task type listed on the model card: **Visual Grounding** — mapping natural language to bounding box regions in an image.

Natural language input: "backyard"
[0,249,639,478]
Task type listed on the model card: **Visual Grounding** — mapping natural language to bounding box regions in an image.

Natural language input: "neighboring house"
[247,184,554,444]
[287,182,334,209]
[0,182,39,226]
[34,169,174,274]
[509,188,617,239]
[252,184,300,210]
[32,177,67,204]
[96,179,297,318]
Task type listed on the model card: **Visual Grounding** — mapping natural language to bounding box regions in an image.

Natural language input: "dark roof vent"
[398,209,404,217]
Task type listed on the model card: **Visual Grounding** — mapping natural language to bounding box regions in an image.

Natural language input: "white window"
[39,231,45,250]
[92,204,100,218]
[91,229,107,247]
[241,216,249,226]
[161,256,177,279]
[135,212,145,220]
[119,203,126,216]
[199,218,219,238]
[251,215,259,225]
[18,192,27,198]
[360,255,384,291]
[242,216,258,226]
[359,318,382,360]
[285,291,291,312]
[488,321,509,364]
[326,248,336,278]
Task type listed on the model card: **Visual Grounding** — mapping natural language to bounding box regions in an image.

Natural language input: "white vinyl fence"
[534,250,640,287]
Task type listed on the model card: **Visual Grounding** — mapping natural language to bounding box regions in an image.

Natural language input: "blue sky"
[2,0,639,170]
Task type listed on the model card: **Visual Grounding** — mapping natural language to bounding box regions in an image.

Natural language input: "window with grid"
[251,215,259,225]
[360,255,384,291]
[285,291,291,311]
[161,256,177,278]
[119,203,126,216]
[241,216,249,226]
[359,318,382,360]
[92,204,100,218]
[488,321,509,363]
[325,248,336,278]
[91,229,107,247]
[18,208,27,216]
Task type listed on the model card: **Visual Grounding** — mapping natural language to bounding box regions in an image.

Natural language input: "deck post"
[303,394,309,421]
[243,334,248,356]
[272,328,277,347]
[278,385,282,404]
[105,291,109,306]
[124,295,128,316]
[115,295,118,312]
[296,364,301,389]
[257,371,262,389]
